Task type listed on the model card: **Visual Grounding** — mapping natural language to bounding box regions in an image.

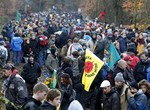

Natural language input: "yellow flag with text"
[82,49,104,92]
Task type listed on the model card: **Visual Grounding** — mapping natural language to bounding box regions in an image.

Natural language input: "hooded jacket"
[68,100,83,110]
[21,61,41,84]
[11,36,23,51]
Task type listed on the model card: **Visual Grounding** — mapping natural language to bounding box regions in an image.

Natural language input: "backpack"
[0,47,6,59]
[39,35,49,46]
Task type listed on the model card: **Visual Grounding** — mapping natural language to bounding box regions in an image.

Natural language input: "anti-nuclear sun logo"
[85,61,94,73]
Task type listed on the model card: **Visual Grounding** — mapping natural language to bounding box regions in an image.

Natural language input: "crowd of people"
[0,6,150,110]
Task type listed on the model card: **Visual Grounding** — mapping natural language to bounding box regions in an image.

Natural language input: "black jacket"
[103,87,121,110]
[4,74,28,109]
[94,40,105,60]
[39,101,56,110]
[133,59,150,82]
[21,61,41,84]
[22,97,41,110]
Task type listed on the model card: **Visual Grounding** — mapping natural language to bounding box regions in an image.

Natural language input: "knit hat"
[114,72,125,82]
[129,81,139,90]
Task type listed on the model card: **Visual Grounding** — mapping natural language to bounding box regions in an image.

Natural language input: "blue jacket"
[117,36,127,53]
[127,89,147,110]
[11,36,23,51]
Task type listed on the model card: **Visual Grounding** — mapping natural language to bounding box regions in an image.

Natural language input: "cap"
[124,55,132,61]
[114,72,125,82]
[100,80,110,88]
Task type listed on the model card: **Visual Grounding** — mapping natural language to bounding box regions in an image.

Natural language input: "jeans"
[23,57,28,64]
[13,51,21,65]
[38,50,47,67]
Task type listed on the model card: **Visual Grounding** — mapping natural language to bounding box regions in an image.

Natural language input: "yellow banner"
[82,49,104,91]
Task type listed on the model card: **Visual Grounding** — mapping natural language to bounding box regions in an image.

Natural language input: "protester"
[38,89,61,110]
[133,51,150,82]
[100,80,121,110]
[138,79,150,110]
[2,63,28,110]
[22,82,49,110]
[114,72,131,110]
[58,73,73,110]
[127,81,147,110]
[21,54,41,96]
[10,32,23,66]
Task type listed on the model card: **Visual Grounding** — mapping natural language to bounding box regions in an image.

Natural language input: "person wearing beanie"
[100,80,121,110]
[114,72,131,110]
[127,81,147,110]
[68,100,83,110]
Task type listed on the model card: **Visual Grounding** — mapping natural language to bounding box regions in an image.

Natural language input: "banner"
[15,10,21,21]
[108,43,120,69]
[82,49,104,91]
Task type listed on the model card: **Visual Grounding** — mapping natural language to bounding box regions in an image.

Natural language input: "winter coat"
[55,32,69,48]
[116,83,131,110]
[46,53,59,73]
[127,89,147,110]
[113,66,134,84]
[130,54,139,70]
[29,38,38,55]
[39,101,56,110]
[11,36,23,51]
[133,59,150,82]
[67,43,83,57]
[0,45,8,60]
[102,87,121,110]
[3,74,28,109]
[145,93,150,110]
[61,64,74,83]
[22,43,32,57]
[60,84,73,104]
[94,40,105,60]
[22,97,41,110]
[21,61,41,84]
[117,36,127,53]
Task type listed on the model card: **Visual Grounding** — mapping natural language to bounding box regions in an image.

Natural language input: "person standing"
[2,63,28,110]
[127,81,147,110]
[100,80,121,110]
[22,83,49,110]
[39,89,61,110]
[94,33,105,60]
[10,33,23,66]
[114,72,131,110]
[21,54,41,96]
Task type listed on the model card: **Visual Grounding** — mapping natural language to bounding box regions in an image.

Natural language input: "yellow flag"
[82,49,104,92]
